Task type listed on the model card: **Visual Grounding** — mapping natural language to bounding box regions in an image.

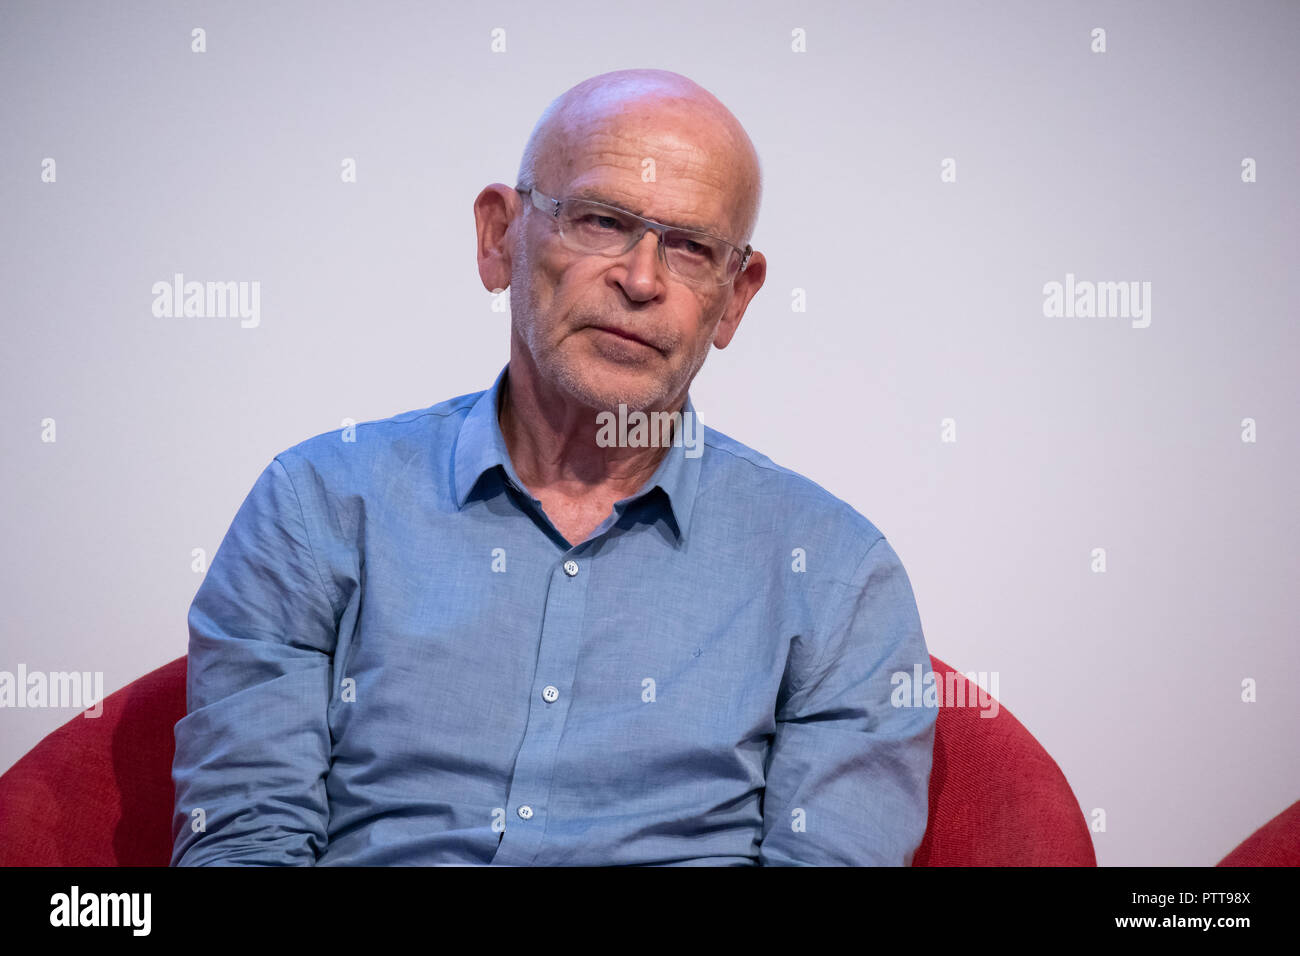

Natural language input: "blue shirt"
[171,363,936,866]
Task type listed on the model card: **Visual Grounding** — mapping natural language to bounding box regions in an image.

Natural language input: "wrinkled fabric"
[171,363,935,866]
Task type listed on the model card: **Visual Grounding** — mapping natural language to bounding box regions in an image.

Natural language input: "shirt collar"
[452,362,702,544]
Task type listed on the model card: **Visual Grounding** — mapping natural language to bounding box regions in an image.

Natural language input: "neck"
[497,360,681,502]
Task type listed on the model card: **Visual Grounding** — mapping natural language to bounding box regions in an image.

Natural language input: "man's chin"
[556,363,671,415]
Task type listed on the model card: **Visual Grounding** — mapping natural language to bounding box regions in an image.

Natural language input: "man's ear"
[474,184,521,293]
[712,250,766,349]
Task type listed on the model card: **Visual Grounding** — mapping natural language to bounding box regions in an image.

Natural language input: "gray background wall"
[2,0,1296,866]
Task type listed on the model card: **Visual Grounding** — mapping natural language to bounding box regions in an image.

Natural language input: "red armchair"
[1217,800,1300,866]
[0,654,1095,866]
[0,655,183,866]
[913,661,1095,865]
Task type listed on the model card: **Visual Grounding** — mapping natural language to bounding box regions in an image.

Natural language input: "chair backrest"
[0,653,1096,865]
[0,655,185,866]
[1217,800,1300,866]
[914,656,1096,865]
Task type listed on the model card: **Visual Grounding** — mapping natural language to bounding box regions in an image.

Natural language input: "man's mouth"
[589,324,659,351]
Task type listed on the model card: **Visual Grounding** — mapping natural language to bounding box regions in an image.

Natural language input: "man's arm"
[171,456,338,866]
[759,535,936,865]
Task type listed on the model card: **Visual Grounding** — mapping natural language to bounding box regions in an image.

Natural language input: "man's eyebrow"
[570,189,719,235]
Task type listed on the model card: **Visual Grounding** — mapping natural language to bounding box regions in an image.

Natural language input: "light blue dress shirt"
[171,363,936,866]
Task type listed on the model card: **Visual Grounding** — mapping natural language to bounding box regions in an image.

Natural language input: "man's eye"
[583,214,624,231]
[671,236,715,260]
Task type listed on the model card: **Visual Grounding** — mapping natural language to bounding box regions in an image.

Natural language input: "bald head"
[481,69,769,419]
[516,69,762,245]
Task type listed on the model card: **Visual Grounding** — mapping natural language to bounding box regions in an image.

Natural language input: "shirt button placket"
[490,550,590,866]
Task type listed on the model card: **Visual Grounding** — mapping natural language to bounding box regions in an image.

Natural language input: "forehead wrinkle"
[580,126,732,193]
[562,147,737,238]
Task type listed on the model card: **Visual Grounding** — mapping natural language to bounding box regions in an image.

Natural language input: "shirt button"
[517,805,534,820]
[542,685,559,703]
[563,560,579,577]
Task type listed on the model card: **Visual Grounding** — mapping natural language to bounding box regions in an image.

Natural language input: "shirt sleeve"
[171,456,338,866]
[759,535,936,866]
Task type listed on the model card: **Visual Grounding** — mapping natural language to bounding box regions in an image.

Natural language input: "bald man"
[171,69,937,867]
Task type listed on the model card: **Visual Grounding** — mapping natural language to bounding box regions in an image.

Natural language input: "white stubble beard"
[509,237,711,415]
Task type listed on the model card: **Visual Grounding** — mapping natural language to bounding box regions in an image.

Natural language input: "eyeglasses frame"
[514,184,753,286]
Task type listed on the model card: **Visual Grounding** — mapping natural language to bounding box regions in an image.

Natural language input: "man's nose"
[620,230,664,294]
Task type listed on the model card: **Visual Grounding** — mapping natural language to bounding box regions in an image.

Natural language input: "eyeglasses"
[515,185,753,287]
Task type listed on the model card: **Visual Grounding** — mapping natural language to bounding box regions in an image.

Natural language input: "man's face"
[508,115,751,414]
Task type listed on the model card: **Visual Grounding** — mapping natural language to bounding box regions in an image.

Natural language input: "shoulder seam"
[339,399,477,433]
[702,433,874,530]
